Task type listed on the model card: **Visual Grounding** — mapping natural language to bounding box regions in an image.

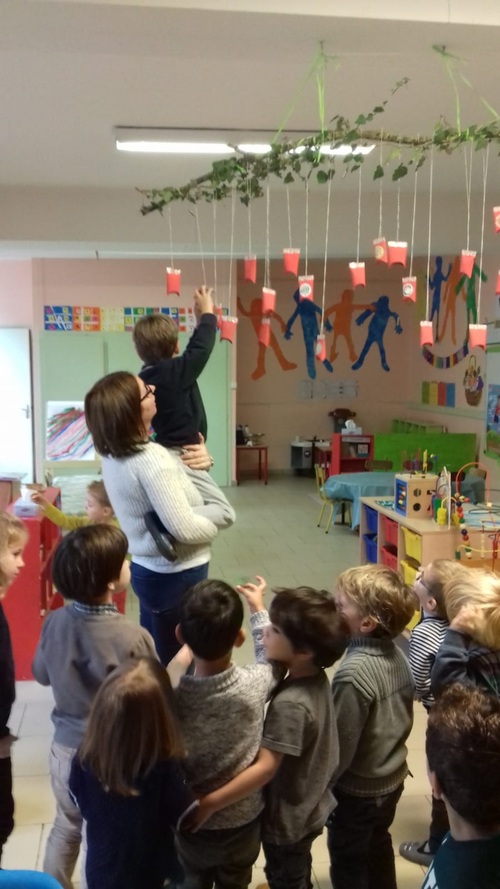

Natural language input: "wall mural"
[237,296,297,381]
[351,296,402,372]
[284,289,333,379]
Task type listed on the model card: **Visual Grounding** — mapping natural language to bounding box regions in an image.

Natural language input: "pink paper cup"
[493,207,500,234]
[283,248,300,276]
[220,316,238,344]
[460,250,476,278]
[258,318,271,347]
[243,256,257,284]
[298,275,314,301]
[262,288,276,315]
[496,271,500,296]
[166,267,181,295]
[468,324,487,349]
[373,237,388,264]
[420,320,434,347]
[388,242,408,267]
[402,276,417,303]
[315,335,326,362]
[349,262,366,288]
[215,305,223,330]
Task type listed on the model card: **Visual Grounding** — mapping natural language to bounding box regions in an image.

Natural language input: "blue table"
[324,472,395,529]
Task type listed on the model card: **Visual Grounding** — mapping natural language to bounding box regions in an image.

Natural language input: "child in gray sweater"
[32,525,156,889]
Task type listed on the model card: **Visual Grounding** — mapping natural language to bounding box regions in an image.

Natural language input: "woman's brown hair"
[84,371,146,458]
[0,512,27,588]
[79,658,185,797]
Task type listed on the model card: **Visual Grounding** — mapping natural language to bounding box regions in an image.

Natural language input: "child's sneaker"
[399,840,434,866]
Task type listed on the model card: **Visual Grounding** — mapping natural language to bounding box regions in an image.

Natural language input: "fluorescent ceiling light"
[289,144,375,157]
[116,140,235,155]
[237,143,272,154]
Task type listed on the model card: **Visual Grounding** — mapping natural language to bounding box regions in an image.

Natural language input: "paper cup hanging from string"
[258,317,271,347]
[373,238,388,264]
[315,335,326,362]
[298,275,314,302]
[460,250,476,278]
[215,305,223,330]
[496,271,500,295]
[388,241,408,267]
[420,320,434,347]
[283,248,300,276]
[349,262,366,288]
[166,267,181,295]
[402,276,417,303]
[243,256,257,284]
[493,207,500,234]
[220,316,238,344]
[261,287,276,315]
[468,324,487,349]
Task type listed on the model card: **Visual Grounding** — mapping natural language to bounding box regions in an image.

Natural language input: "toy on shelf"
[394,471,439,517]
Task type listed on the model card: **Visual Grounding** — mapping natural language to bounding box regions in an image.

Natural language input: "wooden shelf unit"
[330,434,374,476]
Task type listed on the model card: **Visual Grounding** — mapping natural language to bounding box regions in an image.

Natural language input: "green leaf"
[355,114,367,125]
[284,172,295,183]
[373,164,384,180]
[316,169,328,183]
[392,163,408,181]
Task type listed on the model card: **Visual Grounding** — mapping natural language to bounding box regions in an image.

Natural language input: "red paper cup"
[166,267,181,295]
[468,323,487,349]
[315,334,326,362]
[460,249,476,278]
[349,262,366,288]
[215,305,223,330]
[388,241,408,267]
[402,276,417,303]
[420,320,434,347]
[262,287,276,315]
[283,248,300,275]
[493,207,500,234]
[373,237,388,264]
[298,275,314,301]
[496,271,500,295]
[220,316,238,343]
[258,318,271,347]
[243,256,257,284]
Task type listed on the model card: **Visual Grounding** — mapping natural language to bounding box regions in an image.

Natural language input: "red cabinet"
[329,434,374,476]
[4,488,61,680]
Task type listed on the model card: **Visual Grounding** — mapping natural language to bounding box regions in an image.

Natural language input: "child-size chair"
[315,465,351,532]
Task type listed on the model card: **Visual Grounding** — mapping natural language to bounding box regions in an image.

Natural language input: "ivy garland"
[138,78,500,216]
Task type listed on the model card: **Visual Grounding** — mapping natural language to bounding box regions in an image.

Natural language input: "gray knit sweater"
[175,611,274,829]
[101,442,219,574]
[332,636,414,797]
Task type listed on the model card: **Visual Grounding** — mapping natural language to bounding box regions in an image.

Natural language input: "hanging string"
[356,166,362,263]
[194,205,207,287]
[305,177,310,276]
[264,179,271,290]
[168,206,174,269]
[477,144,490,318]
[321,165,334,329]
[228,187,236,316]
[409,142,419,277]
[378,129,384,239]
[464,143,474,250]
[212,194,217,295]
[395,147,402,242]
[287,185,293,248]
[247,164,252,257]
[425,148,435,320]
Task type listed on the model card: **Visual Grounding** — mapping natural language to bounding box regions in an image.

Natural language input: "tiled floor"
[6,475,428,887]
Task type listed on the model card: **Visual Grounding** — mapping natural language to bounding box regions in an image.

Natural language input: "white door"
[0,328,34,482]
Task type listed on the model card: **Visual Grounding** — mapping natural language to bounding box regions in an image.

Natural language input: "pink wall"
[0,261,34,328]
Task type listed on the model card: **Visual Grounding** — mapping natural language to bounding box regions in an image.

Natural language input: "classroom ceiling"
[1,0,500,257]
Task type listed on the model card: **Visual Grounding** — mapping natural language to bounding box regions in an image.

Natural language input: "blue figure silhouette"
[284,289,333,380]
[351,295,402,372]
[428,256,451,340]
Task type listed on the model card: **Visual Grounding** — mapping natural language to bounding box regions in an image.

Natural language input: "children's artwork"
[237,295,297,380]
[74,306,101,331]
[46,402,95,461]
[44,306,75,331]
[284,289,333,380]
[324,289,371,364]
[421,381,455,407]
[101,307,126,332]
[462,355,484,406]
[351,295,402,372]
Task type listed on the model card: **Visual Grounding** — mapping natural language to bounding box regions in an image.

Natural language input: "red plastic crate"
[381,515,398,549]
[380,544,398,572]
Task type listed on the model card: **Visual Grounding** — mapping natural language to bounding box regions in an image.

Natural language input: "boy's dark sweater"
[0,604,15,739]
[139,313,216,447]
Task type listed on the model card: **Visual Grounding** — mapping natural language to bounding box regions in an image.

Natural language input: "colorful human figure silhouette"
[324,289,371,363]
[455,262,488,326]
[237,296,297,381]
[351,295,402,372]
[438,256,463,345]
[284,289,333,380]
[428,256,452,338]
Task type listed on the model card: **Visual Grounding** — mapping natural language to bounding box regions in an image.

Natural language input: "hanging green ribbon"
[432,44,499,130]
[272,45,338,144]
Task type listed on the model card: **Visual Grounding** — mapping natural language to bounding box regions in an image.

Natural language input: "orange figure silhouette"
[237,296,297,381]
[438,256,463,345]
[324,289,371,363]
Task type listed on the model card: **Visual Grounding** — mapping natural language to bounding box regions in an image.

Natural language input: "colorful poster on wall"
[46,401,95,461]
[44,306,74,330]
[485,384,500,464]
[101,307,125,332]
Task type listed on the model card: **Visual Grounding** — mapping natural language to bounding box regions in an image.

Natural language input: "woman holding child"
[85,371,230,665]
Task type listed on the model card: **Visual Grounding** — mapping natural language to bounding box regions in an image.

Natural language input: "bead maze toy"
[436,461,500,571]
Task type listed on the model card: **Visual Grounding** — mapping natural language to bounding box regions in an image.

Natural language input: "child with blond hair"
[327,564,415,889]
[31,480,114,530]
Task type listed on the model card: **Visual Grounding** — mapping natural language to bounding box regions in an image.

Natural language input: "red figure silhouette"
[439,256,463,345]
[324,289,371,363]
[237,296,297,381]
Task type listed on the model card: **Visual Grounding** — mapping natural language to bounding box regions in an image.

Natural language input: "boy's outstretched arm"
[186,746,283,831]
[237,576,269,664]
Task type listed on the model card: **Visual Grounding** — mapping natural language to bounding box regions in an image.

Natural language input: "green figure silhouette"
[455,262,488,326]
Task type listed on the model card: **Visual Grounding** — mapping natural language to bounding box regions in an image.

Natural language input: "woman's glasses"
[140,384,154,402]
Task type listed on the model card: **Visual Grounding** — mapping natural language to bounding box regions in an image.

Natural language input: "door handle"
[22,404,31,419]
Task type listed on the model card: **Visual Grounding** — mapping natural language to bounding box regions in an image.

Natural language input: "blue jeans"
[130,562,209,665]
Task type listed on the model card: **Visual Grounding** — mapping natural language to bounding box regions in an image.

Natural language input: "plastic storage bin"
[363,533,377,563]
[364,506,378,535]
[381,515,399,549]
[380,544,398,572]
[401,526,422,563]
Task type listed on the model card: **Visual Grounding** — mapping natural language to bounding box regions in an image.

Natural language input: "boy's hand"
[194,286,214,319]
[236,576,267,613]
[450,602,482,638]
[30,492,49,509]
[180,434,213,471]
[182,796,215,832]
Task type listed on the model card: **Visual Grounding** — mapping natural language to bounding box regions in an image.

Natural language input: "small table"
[236,445,268,485]
[324,471,395,529]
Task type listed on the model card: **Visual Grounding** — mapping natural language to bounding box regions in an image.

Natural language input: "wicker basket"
[463,355,483,406]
